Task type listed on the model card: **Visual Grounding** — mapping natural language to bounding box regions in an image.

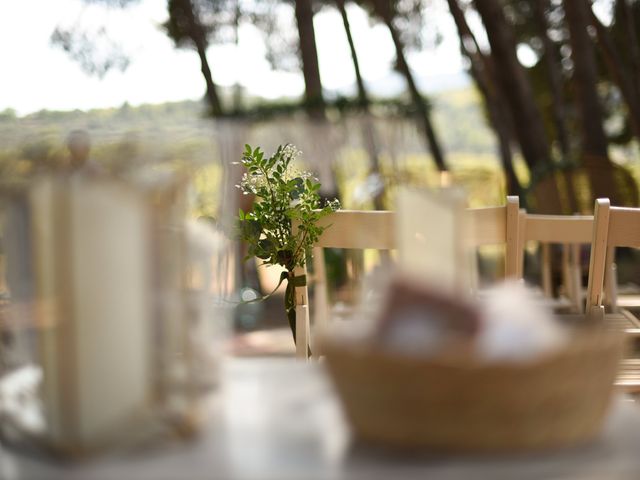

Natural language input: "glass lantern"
[0,163,237,456]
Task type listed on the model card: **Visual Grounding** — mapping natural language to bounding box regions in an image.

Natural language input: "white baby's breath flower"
[329,198,341,209]
[282,167,300,182]
[239,171,270,194]
[281,144,302,161]
[282,167,317,183]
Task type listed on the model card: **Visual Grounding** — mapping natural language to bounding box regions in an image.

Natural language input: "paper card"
[396,187,470,294]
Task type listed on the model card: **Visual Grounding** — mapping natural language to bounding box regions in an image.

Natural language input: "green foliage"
[236,144,339,272]
[164,0,242,51]
[0,109,16,121]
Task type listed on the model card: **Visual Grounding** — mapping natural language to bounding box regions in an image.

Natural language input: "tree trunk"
[232,0,244,112]
[532,0,571,158]
[617,0,640,96]
[473,0,552,172]
[563,0,617,201]
[336,0,368,108]
[531,0,578,212]
[447,0,522,196]
[194,37,223,116]
[474,0,565,212]
[178,0,223,116]
[381,13,448,172]
[588,3,640,140]
[336,0,384,208]
[294,0,325,120]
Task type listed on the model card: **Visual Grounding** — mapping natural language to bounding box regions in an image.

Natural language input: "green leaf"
[288,177,304,200]
[241,219,262,240]
[256,239,274,259]
[276,249,293,267]
[235,143,339,273]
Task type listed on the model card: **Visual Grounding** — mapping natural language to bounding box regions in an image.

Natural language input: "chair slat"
[608,208,640,247]
[466,207,506,245]
[518,213,593,313]
[523,215,593,243]
[617,359,640,392]
[315,210,395,250]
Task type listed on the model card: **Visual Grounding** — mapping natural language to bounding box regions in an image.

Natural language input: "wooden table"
[604,311,640,391]
[4,358,640,479]
[554,312,640,391]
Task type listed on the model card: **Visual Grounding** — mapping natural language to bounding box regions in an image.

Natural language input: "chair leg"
[312,248,329,356]
[589,305,605,323]
[541,243,552,297]
[294,265,311,360]
[561,244,573,307]
[570,244,583,314]
[295,304,310,360]
[604,248,618,313]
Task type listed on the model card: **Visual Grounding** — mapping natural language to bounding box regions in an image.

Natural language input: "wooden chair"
[293,211,395,359]
[466,196,520,286]
[585,198,640,392]
[294,196,520,360]
[586,199,640,321]
[517,213,594,313]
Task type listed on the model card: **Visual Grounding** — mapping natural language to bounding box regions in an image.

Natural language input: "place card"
[396,187,471,294]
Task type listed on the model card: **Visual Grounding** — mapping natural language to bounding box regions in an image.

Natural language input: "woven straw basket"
[323,329,623,452]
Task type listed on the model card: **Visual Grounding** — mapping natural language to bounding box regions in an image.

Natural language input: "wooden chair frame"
[292,211,395,359]
[466,196,520,284]
[293,197,520,359]
[586,199,640,319]
[517,213,594,313]
[585,199,640,393]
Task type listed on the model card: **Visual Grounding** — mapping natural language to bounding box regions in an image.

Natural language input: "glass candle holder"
[0,167,237,456]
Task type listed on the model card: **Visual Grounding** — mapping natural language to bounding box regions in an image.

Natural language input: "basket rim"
[321,328,623,373]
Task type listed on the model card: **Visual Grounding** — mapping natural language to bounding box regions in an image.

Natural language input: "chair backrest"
[466,196,520,279]
[292,210,394,359]
[586,199,640,317]
[312,210,396,250]
[313,200,519,284]
[520,214,594,244]
[518,213,593,312]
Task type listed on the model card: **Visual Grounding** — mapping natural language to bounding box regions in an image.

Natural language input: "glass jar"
[0,165,237,456]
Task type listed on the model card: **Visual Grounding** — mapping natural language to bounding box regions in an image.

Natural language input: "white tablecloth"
[4,358,640,480]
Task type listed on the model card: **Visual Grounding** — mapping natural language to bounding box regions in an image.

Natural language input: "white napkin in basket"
[478,281,568,362]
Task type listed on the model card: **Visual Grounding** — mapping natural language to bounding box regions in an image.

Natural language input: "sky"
[0,0,467,116]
